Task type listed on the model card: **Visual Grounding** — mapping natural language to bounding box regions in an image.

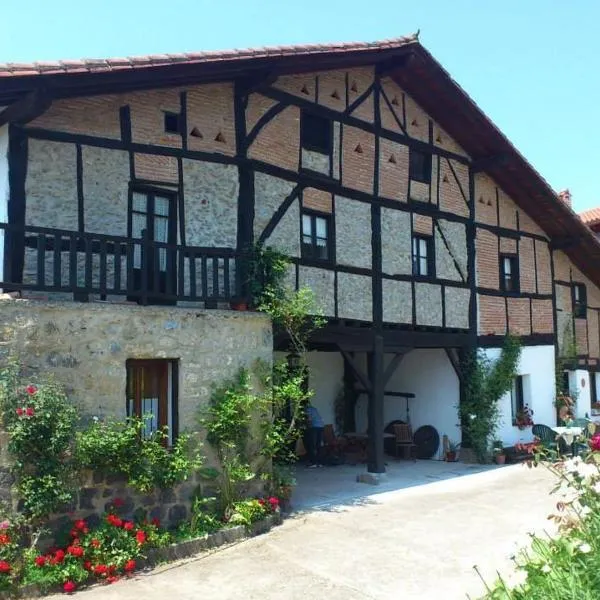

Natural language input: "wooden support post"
[367,333,385,474]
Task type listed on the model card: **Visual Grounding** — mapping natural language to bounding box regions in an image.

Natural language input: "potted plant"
[514,405,534,430]
[492,440,506,464]
[446,440,460,462]
[555,394,575,424]
[273,465,296,513]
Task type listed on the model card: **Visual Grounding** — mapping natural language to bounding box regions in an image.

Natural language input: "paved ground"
[48,464,558,600]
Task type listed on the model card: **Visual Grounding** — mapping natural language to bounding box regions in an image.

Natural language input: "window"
[164,112,180,134]
[412,235,433,277]
[301,112,332,155]
[500,255,519,292]
[511,375,524,425]
[409,149,432,184]
[301,211,331,261]
[126,359,178,444]
[573,283,587,318]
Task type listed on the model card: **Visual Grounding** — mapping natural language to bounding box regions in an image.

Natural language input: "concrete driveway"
[48,464,557,600]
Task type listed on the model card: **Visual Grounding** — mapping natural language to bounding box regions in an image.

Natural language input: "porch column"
[367,333,385,474]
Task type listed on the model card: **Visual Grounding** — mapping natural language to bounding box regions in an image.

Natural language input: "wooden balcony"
[0,224,242,306]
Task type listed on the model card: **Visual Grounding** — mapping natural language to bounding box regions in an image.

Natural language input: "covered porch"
[276,320,471,478]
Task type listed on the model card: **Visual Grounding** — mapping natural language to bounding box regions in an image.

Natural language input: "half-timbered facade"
[2,35,600,473]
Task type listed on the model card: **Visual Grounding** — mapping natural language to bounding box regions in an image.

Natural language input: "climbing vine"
[460,336,521,462]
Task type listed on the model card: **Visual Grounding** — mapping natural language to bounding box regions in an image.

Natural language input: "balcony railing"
[0,223,242,306]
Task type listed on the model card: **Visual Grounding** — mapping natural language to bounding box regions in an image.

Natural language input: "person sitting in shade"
[305,403,324,468]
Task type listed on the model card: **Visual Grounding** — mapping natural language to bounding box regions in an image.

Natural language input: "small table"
[552,426,583,455]
[343,432,395,462]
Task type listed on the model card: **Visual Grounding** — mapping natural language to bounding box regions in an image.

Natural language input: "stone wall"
[0,299,272,427]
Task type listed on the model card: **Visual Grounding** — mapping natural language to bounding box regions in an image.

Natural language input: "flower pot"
[446,451,457,462]
[494,453,506,465]
[230,301,248,311]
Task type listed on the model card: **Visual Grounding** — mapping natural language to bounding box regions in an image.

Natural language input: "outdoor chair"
[571,418,593,455]
[531,424,558,454]
[393,423,417,461]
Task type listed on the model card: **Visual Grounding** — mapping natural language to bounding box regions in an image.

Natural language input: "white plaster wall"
[486,345,555,446]
[0,125,9,283]
[274,351,344,430]
[571,370,591,418]
[355,349,460,457]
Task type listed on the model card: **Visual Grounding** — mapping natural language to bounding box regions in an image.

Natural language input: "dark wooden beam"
[471,154,510,173]
[383,352,406,387]
[550,236,580,251]
[367,334,385,474]
[0,89,52,127]
[340,349,371,394]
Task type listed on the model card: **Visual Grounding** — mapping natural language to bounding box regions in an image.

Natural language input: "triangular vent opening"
[190,127,203,139]
[388,154,397,164]
[215,131,226,143]
[354,143,364,154]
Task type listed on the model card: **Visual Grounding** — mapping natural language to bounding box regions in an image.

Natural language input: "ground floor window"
[126,359,178,444]
[511,375,525,425]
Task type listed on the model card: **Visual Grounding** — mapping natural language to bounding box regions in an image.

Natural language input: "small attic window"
[164,112,180,134]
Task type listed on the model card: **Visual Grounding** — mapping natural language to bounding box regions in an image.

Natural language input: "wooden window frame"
[411,235,434,278]
[572,283,587,319]
[300,111,333,155]
[500,254,519,293]
[126,359,179,445]
[511,375,525,426]
[409,149,432,184]
[301,209,332,263]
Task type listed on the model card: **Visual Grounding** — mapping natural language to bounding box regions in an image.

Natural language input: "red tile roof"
[580,207,600,227]
[0,35,419,78]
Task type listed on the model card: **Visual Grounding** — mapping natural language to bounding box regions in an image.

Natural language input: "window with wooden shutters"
[126,359,178,444]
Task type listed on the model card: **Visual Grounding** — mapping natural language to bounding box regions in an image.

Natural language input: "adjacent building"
[1,34,599,473]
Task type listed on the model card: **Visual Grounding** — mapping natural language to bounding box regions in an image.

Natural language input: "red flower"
[135,530,147,545]
[74,519,86,531]
[107,575,119,584]
[258,499,265,505]
[151,517,160,527]
[53,550,65,564]
[91,538,101,548]
[26,385,37,395]
[84,561,92,571]
[25,407,34,417]
[63,581,77,593]
[590,434,600,452]
[124,559,136,572]
[0,561,10,574]
[67,545,84,558]
[0,534,10,545]
[35,555,46,567]
[94,564,108,576]
[106,514,123,527]
[113,497,125,508]
[123,521,134,531]
[16,408,23,417]
[268,496,279,507]
[69,528,78,538]
[107,564,117,575]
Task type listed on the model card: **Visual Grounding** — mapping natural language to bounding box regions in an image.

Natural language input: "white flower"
[580,506,592,517]
[92,416,99,422]
[592,481,600,495]
[469,413,476,421]
[579,543,592,554]
[541,564,551,573]
[564,457,582,474]
[575,462,598,482]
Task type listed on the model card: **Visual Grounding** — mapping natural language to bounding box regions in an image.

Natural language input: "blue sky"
[2,1,597,212]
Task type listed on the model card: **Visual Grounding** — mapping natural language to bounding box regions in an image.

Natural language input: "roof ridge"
[0,34,420,76]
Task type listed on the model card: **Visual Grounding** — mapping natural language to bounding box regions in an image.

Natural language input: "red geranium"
[63,581,77,593]
[15,408,23,417]
[84,561,92,571]
[268,496,279,508]
[151,517,160,527]
[123,521,134,531]
[25,407,34,417]
[113,497,125,508]
[35,555,46,567]
[0,534,10,545]
[107,575,119,584]
[26,385,37,395]
[124,559,136,572]
[106,514,123,528]
[94,564,108,576]
[0,561,11,574]
[53,550,65,565]
[67,545,84,558]
[74,519,87,531]
[135,530,146,545]
[91,539,101,548]
[590,434,600,452]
